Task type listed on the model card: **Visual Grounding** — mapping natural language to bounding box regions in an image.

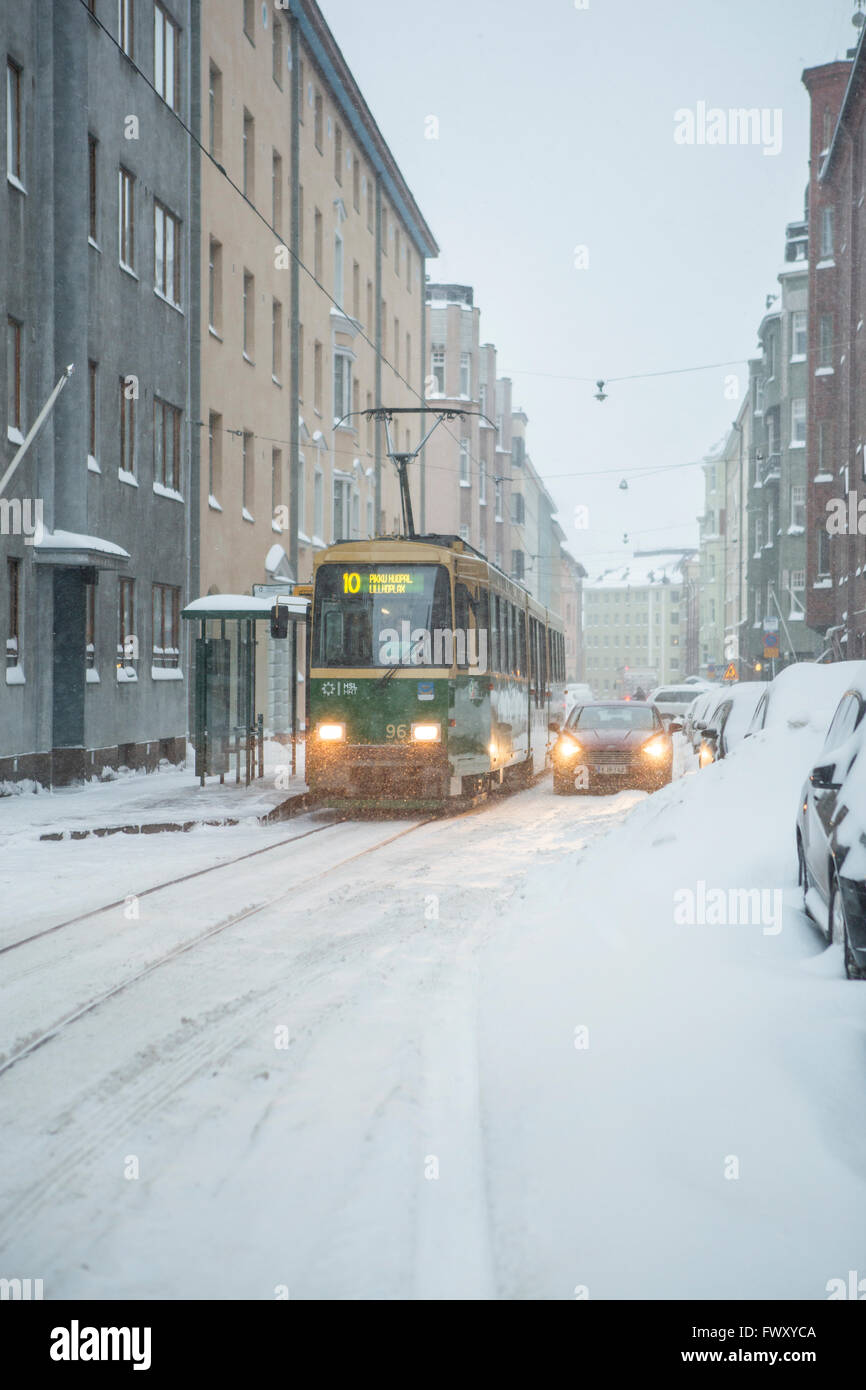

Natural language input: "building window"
[821,205,834,257]
[88,360,98,464]
[352,260,360,319]
[86,583,96,670]
[313,207,322,279]
[6,558,20,669]
[243,270,254,360]
[243,0,255,42]
[513,437,525,468]
[819,314,833,369]
[314,468,324,539]
[272,14,283,86]
[119,0,134,59]
[334,352,351,422]
[817,526,830,578]
[791,398,806,445]
[154,201,181,306]
[366,176,374,232]
[479,466,487,505]
[272,150,282,233]
[243,109,254,200]
[334,232,344,306]
[791,485,806,529]
[790,568,805,594]
[119,376,135,476]
[334,122,342,184]
[208,237,222,332]
[753,514,764,555]
[512,492,525,524]
[792,310,807,358]
[152,584,180,669]
[7,317,22,438]
[431,346,445,393]
[313,340,322,412]
[272,298,282,381]
[208,63,222,159]
[272,447,282,518]
[406,331,411,380]
[118,577,136,671]
[352,155,360,211]
[118,167,135,271]
[765,335,775,379]
[88,135,98,241]
[153,397,181,491]
[512,550,525,581]
[460,352,471,397]
[6,60,22,186]
[242,431,254,517]
[459,438,470,484]
[333,476,352,540]
[154,4,180,111]
[494,479,503,521]
[208,411,222,501]
[314,91,323,152]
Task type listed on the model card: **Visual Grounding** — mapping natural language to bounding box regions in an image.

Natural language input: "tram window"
[515,609,526,677]
[477,587,489,669]
[491,592,500,672]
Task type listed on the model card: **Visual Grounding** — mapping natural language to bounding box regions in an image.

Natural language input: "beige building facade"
[200,0,438,612]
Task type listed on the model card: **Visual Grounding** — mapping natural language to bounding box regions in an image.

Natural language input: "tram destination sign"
[341,569,425,596]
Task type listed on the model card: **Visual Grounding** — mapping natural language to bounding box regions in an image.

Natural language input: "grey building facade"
[1,0,200,786]
[744,210,820,672]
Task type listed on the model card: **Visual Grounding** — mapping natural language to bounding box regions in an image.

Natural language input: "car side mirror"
[668,720,683,734]
[810,763,841,790]
[702,729,718,744]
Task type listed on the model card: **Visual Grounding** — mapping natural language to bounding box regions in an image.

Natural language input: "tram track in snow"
[0,808,491,1080]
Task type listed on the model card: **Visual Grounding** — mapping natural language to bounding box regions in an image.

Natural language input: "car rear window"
[654,690,694,703]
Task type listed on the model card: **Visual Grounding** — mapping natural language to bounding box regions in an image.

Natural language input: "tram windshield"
[313,564,453,668]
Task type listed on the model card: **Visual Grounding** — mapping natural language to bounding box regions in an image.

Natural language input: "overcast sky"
[323,0,861,574]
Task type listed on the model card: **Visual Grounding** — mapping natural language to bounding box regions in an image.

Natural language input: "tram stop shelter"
[182,592,309,788]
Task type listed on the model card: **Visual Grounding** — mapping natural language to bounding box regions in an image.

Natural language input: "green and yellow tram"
[305,534,566,810]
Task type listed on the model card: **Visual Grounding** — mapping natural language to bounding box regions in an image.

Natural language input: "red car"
[552,701,676,795]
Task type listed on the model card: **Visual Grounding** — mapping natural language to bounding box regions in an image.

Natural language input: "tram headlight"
[317,722,345,742]
[411,722,441,743]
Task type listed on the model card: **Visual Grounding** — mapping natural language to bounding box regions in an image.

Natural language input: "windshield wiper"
[376,665,400,688]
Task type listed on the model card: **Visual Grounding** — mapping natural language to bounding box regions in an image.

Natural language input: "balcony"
[758,453,781,486]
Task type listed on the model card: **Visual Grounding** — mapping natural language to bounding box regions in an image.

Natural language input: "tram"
[305,534,566,810]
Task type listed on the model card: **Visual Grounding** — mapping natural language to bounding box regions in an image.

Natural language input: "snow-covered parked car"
[683,687,720,753]
[698,684,766,766]
[796,684,866,978]
[647,684,701,728]
[746,660,866,738]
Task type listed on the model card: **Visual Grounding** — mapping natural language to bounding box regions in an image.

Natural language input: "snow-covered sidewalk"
[0,743,307,841]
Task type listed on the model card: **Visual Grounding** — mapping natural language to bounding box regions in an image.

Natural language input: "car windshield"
[569,704,656,731]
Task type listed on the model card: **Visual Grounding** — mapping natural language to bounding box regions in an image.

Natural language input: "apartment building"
[744,211,819,669]
[200,0,438,605]
[422,283,486,543]
[1,0,199,786]
[722,396,750,667]
[583,552,695,697]
[697,438,726,676]
[803,32,866,658]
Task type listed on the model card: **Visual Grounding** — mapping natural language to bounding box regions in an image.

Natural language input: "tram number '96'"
[386,724,409,740]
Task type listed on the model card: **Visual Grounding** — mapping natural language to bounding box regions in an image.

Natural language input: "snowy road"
[2,741,866,1300]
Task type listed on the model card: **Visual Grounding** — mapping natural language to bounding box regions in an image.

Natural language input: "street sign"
[763,617,779,659]
[723,662,738,682]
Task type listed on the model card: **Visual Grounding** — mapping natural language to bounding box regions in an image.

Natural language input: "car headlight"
[411,722,441,743]
[642,735,668,759]
[317,723,345,742]
[556,733,582,760]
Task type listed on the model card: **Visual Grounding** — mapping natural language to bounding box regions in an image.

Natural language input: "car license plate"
[597,763,626,775]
